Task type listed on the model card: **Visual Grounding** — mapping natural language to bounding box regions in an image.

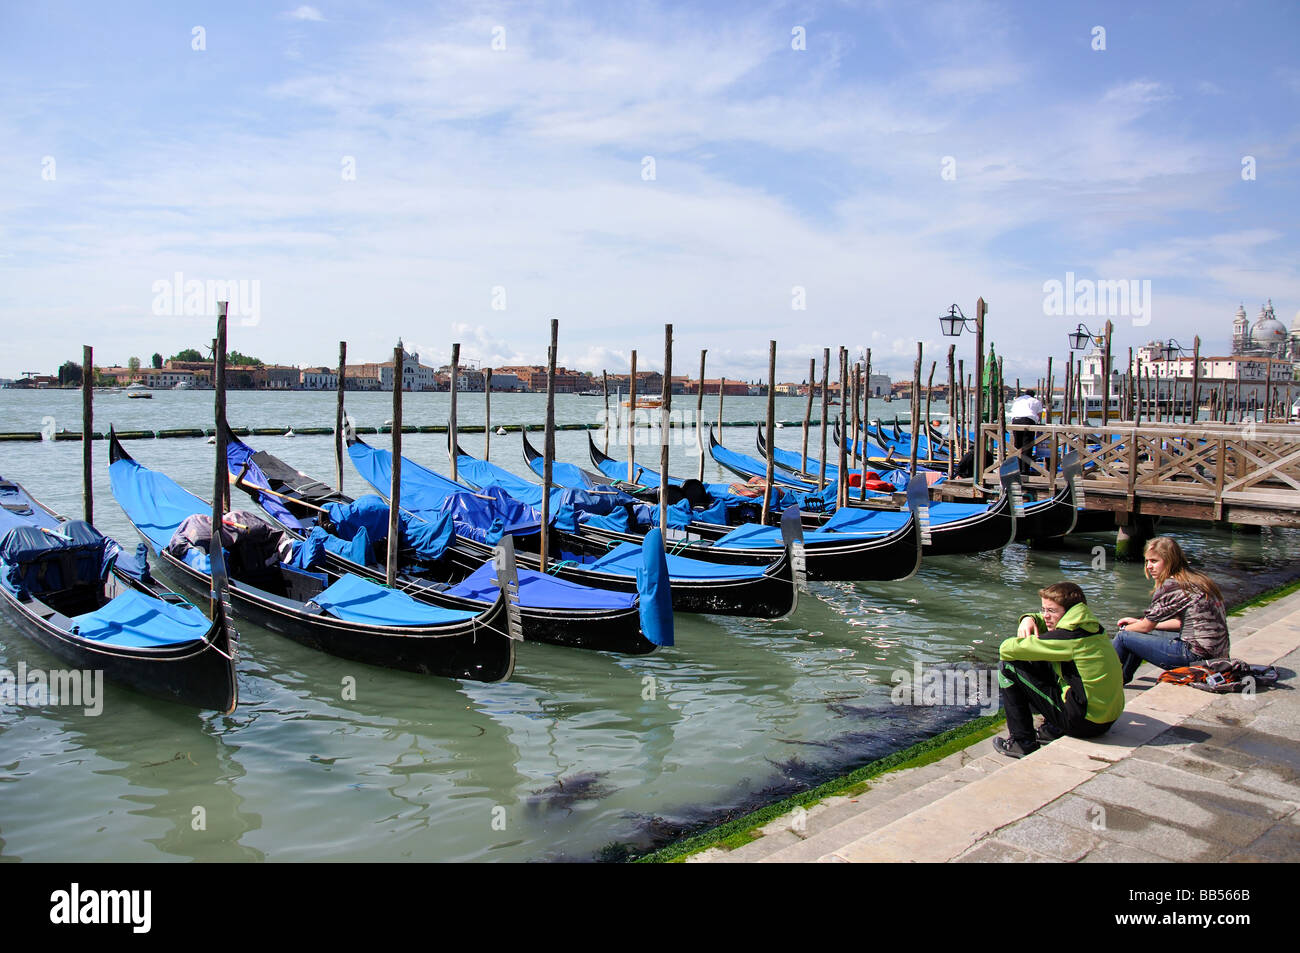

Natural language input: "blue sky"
[2,0,1297,382]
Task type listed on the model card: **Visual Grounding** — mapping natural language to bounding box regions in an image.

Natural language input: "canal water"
[2,389,1297,861]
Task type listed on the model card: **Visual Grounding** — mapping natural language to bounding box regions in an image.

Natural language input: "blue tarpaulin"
[226,437,305,530]
[70,588,210,648]
[636,528,673,647]
[325,495,392,543]
[324,526,373,565]
[109,456,209,554]
[287,527,330,571]
[444,561,635,610]
[312,573,479,627]
[587,542,768,580]
[350,440,541,540]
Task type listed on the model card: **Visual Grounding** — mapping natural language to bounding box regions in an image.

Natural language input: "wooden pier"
[968,420,1300,528]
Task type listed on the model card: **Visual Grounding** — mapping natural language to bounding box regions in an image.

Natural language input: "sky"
[1,0,1297,384]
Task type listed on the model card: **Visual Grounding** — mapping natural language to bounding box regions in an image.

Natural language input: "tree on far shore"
[171,348,203,363]
[151,353,163,368]
[128,356,141,380]
[58,360,83,386]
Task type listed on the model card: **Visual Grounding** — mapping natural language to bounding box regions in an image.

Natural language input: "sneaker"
[1036,723,1064,744]
[993,736,1040,759]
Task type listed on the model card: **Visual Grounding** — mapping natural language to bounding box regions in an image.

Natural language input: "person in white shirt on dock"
[1010,389,1044,474]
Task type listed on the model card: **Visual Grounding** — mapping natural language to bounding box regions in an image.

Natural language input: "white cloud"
[284,6,324,22]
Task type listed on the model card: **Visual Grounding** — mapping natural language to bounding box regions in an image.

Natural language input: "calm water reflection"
[2,390,1296,860]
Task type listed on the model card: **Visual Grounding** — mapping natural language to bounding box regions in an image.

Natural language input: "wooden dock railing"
[978,421,1300,527]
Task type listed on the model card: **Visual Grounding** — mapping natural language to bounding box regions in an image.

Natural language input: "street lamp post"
[939,300,986,482]
[1067,321,1111,421]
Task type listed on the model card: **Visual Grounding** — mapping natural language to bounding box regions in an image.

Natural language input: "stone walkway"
[689,590,1300,863]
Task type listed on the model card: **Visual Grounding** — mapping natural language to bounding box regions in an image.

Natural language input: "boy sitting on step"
[993,582,1125,758]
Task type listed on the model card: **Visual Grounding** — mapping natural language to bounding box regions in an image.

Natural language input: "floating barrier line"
[0,419,826,441]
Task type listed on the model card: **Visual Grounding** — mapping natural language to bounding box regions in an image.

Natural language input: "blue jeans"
[1112,628,1199,683]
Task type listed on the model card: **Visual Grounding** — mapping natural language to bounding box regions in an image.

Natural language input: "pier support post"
[1115,515,1155,561]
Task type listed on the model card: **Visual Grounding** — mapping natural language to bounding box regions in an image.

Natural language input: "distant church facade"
[1231,300,1300,362]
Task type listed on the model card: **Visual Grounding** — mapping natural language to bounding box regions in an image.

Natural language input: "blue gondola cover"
[636,529,673,647]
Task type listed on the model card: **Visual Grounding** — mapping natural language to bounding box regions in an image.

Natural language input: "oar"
[228,469,331,515]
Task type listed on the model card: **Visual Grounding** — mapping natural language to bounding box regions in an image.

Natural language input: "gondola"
[348,432,797,618]
[0,475,237,712]
[1012,452,1082,541]
[750,426,1022,557]
[108,431,517,682]
[226,436,660,654]
[522,431,927,582]
[756,425,909,494]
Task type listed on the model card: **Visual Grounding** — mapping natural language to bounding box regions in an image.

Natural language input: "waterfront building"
[144,368,197,389]
[346,347,436,391]
[254,364,300,389]
[1230,300,1299,362]
[301,366,338,390]
[495,364,585,393]
[677,378,749,396]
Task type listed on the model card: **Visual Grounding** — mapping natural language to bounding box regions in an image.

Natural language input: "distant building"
[1231,300,1299,362]
[487,371,523,391]
[346,347,436,391]
[497,365,585,393]
[254,365,300,389]
[677,378,748,396]
[145,368,197,389]
[301,366,338,390]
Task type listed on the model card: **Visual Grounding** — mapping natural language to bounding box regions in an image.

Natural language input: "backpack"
[1158,658,1280,693]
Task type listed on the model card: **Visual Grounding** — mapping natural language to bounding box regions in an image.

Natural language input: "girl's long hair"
[1144,536,1223,602]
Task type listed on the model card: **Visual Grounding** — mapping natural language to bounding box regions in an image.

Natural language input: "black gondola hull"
[0,580,237,712]
[110,432,516,682]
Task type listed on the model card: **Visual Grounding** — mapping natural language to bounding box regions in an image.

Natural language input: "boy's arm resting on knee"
[1016,612,1042,638]
[1001,633,1078,662]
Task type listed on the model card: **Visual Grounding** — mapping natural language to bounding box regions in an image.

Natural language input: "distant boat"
[622,397,662,409]
[577,389,603,397]
[173,380,193,391]
[125,383,152,399]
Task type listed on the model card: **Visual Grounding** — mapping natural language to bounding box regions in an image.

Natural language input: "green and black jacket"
[998,603,1125,724]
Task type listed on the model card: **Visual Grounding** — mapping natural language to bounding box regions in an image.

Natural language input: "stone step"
[689,741,1003,863]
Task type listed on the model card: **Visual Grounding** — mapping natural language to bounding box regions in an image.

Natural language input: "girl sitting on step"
[1113,536,1230,683]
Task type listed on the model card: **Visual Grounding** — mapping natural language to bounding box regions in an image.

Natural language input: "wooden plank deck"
[965,421,1300,528]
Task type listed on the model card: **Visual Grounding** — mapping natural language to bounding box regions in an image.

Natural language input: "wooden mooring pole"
[386,342,403,588]
[659,325,672,533]
[696,349,707,481]
[818,348,830,491]
[801,357,815,476]
[335,341,346,491]
[760,340,777,525]
[448,343,460,484]
[627,350,638,483]
[82,344,93,524]
[541,320,558,570]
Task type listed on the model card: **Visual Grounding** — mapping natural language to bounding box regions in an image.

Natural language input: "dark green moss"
[1227,578,1300,616]
[635,713,1006,863]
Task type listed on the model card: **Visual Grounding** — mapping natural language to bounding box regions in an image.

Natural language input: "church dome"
[1251,315,1287,346]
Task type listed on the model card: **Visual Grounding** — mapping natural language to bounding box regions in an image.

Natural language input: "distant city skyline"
[2,1,1297,383]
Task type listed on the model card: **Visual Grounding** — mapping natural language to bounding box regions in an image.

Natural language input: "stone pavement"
[689,590,1300,864]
